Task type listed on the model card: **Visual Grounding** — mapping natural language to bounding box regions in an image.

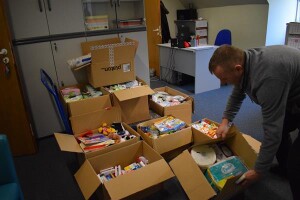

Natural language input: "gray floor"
[13,77,294,200]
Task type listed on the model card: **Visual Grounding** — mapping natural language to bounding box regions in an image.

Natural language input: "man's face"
[213,65,243,86]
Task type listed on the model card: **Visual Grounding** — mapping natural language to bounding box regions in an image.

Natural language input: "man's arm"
[217,86,246,139]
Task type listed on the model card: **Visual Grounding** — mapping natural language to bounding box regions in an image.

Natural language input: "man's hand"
[237,170,262,187]
[216,118,231,139]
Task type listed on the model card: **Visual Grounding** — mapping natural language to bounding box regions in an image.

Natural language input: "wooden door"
[0,0,37,156]
[145,0,162,76]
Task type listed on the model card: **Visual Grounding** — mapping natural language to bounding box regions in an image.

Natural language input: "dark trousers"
[276,111,300,200]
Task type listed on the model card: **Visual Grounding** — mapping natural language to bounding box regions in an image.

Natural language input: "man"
[209,45,300,199]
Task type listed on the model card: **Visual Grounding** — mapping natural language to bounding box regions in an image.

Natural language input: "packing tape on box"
[90,42,136,67]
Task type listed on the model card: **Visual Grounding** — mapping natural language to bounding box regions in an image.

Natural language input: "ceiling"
[179,0,268,9]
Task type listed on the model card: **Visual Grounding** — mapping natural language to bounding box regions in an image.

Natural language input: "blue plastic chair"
[0,134,24,200]
[214,29,232,46]
[40,69,72,134]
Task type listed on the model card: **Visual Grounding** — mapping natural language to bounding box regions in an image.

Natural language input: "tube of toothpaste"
[67,53,91,69]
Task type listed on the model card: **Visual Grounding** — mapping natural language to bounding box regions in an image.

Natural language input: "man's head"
[209,45,245,86]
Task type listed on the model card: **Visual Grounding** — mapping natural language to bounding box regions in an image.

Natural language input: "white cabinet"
[15,38,87,138]
[15,42,64,138]
[7,0,85,39]
[82,0,144,31]
[52,37,88,86]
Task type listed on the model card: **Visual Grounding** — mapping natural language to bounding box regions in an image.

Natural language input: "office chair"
[0,134,24,200]
[214,29,232,46]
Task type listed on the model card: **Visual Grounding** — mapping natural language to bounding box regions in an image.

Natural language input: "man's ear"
[234,64,243,73]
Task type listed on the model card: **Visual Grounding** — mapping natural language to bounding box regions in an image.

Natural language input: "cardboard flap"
[154,127,192,154]
[74,160,101,200]
[54,133,82,153]
[169,150,216,200]
[70,107,121,134]
[242,133,261,154]
[104,159,174,199]
[215,176,244,200]
[114,86,154,102]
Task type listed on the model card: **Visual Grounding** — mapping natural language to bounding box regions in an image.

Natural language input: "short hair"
[209,45,244,74]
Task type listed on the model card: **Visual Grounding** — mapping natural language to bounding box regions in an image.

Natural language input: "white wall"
[161,0,185,38]
[198,4,269,49]
[265,0,297,45]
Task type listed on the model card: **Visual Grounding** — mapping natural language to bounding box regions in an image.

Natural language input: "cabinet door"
[52,37,88,86]
[82,0,116,31]
[45,0,86,35]
[115,0,144,28]
[16,42,64,138]
[7,0,49,39]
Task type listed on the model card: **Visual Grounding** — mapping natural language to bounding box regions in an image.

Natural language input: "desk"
[158,43,220,94]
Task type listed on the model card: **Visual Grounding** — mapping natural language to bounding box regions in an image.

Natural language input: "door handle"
[153,26,162,37]
[0,48,7,56]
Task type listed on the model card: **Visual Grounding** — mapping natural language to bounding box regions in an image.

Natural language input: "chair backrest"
[0,134,18,185]
[214,29,232,46]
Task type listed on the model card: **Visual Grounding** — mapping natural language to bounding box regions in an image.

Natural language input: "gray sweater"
[223,45,300,173]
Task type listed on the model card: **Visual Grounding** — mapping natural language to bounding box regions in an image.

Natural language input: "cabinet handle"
[110,0,113,7]
[117,0,120,6]
[38,0,43,12]
[53,43,57,52]
[47,0,52,11]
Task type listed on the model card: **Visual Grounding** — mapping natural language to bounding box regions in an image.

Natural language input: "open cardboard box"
[137,116,193,155]
[54,107,140,160]
[103,77,154,124]
[169,119,261,200]
[80,37,138,88]
[149,86,194,123]
[75,141,175,200]
[60,84,111,116]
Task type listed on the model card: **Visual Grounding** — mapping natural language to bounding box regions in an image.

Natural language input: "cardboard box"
[137,116,193,155]
[74,141,175,200]
[149,86,194,124]
[169,119,261,200]
[103,77,154,124]
[60,84,111,116]
[81,37,138,87]
[54,107,140,159]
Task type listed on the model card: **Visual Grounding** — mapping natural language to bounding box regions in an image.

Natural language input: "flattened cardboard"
[149,86,194,123]
[75,141,174,200]
[81,37,138,87]
[137,116,193,154]
[169,150,216,200]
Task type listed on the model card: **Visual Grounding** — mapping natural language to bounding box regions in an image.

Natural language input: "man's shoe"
[269,165,288,178]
